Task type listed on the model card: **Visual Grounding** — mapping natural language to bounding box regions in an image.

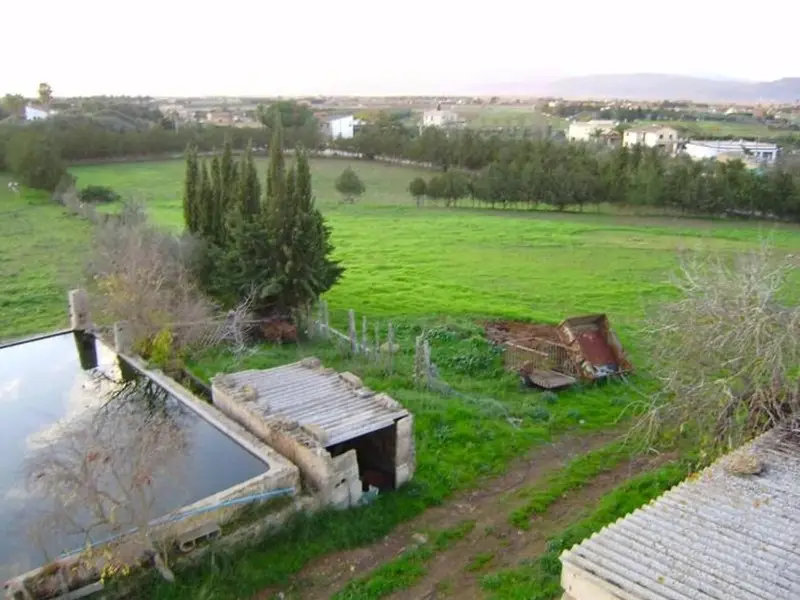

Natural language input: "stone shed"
[211,358,415,509]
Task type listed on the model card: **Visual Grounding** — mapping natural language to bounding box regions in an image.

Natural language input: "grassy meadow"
[0,174,89,341]
[3,157,800,598]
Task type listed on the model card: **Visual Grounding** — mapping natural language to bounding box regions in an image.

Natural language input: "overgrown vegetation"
[637,245,800,454]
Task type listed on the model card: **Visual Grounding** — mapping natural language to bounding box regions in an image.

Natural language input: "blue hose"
[59,486,295,558]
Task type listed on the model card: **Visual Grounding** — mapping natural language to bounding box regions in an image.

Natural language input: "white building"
[321,115,355,139]
[683,139,780,163]
[24,106,51,121]
[567,120,618,142]
[422,109,462,128]
[623,125,680,150]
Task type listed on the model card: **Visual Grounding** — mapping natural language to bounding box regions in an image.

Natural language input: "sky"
[2,0,798,97]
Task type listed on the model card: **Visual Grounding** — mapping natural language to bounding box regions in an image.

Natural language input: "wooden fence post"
[361,316,368,355]
[322,301,330,339]
[348,310,357,354]
[387,321,395,374]
[374,323,380,364]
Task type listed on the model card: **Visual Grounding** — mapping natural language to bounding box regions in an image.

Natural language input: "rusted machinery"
[489,314,631,390]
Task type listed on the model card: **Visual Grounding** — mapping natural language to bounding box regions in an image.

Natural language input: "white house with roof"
[567,120,618,142]
[622,125,681,150]
[24,105,51,121]
[321,115,355,139]
[422,108,462,128]
[683,139,780,163]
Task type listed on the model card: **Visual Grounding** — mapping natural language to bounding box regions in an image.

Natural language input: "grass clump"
[333,520,475,600]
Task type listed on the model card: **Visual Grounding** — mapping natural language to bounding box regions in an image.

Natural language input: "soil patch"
[255,429,623,600]
[484,320,563,345]
[386,451,674,600]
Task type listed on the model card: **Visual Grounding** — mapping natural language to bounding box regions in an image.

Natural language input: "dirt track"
[255,428,662,599]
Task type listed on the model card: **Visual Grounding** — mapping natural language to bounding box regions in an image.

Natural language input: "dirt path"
[386,452,672,600]
[257,429,625,600]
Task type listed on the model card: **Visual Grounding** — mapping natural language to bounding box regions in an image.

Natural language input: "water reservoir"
[0,333,269,580]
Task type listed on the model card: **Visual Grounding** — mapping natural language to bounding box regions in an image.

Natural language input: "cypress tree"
[210,155,224,245]
[198,161,214,239]
[182,144,199,233]
[235,141,261,219]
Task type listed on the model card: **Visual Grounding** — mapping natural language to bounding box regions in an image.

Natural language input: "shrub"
[335,166,365,203]
[78,185,121,204]
[7,131,66,191]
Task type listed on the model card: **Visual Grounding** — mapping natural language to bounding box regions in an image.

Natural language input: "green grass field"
[0,175,89,341]
[4,157,800,598]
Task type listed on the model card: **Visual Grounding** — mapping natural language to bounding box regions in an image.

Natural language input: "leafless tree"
[634,243,800,454]
[24,380,189,585]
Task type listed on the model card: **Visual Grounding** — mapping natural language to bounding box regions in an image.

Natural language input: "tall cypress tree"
[235,141,261,219]
[198,161,214,239]
[182,144,199,233]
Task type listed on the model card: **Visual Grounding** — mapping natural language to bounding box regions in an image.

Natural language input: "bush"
[335,167,365,203]
[78,185,121,204]
[7,131,66,191]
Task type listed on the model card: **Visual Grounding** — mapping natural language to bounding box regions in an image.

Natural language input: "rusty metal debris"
[486,314,632,390]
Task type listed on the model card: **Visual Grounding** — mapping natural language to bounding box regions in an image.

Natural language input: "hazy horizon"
[3,0,798,98]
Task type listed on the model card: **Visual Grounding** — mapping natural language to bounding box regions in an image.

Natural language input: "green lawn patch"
[0,175,89,341]
[332,520,476,600]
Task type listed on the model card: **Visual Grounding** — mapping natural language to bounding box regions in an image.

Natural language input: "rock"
[725,452,764,476]
[380,342,400,354]
[339,371,363,388]
[411,533,428,545]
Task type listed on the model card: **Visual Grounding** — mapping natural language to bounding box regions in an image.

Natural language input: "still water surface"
[0,333,268,580]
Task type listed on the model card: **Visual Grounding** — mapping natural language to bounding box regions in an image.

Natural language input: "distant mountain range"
[478,74,800,104]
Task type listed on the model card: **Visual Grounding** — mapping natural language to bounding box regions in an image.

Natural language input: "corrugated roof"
[688,139,779,151]
[213,361,408,447]
[561,428,800,600]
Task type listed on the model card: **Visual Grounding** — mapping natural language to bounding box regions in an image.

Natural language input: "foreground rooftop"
[561,427,800,600]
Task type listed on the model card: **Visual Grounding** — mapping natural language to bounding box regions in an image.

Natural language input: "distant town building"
[206,110,234,126]
[567,120,618,142]
[24,105,51,121]
[422,108,462,128]
[683,139,780,163]
[320,115,355,139]
[623,125,681,151]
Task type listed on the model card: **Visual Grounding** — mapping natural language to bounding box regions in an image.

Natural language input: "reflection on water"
[0,334,268,581]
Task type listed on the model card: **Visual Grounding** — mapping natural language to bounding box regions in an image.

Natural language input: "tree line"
[333,119,800,221]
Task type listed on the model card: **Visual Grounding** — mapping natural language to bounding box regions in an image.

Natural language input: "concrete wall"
[212,380,363,508]
[395,415,416,488]
[561,561,625,600]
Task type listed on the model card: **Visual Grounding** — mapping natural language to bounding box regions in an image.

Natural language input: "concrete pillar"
[68,289,90,331]
[394,415,416,488]
[73,331,98,370]
[113,321,133,354]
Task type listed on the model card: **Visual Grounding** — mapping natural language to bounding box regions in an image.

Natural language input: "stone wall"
[395,415,416,488]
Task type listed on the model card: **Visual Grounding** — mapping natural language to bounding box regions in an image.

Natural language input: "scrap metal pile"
[486,314,631,390]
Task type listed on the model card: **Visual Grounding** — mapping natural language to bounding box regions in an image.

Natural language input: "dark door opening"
[327,424,397,492]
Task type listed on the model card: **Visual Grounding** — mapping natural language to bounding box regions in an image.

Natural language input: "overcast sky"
[2,0,797,97]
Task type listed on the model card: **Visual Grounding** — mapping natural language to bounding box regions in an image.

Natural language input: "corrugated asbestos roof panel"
[217,362,408,446]
[561,428,800,600]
